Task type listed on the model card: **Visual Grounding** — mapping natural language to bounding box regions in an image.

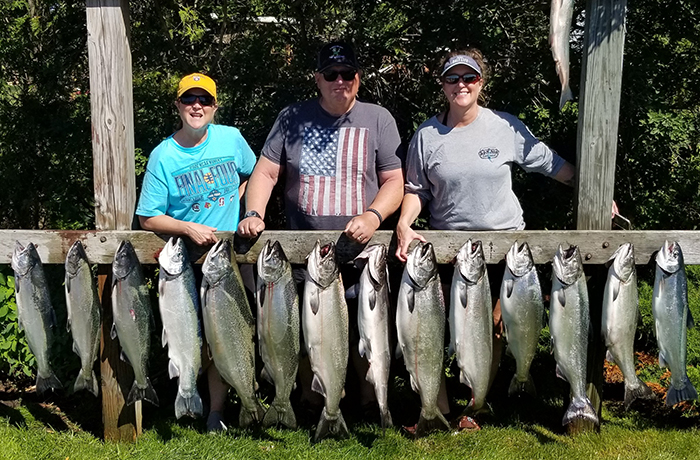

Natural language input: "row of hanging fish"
[8,237,696,438]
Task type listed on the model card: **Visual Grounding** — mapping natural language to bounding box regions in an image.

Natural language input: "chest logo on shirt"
[298,127,369,217]
[478,147,500,161]
[172,157,240,204]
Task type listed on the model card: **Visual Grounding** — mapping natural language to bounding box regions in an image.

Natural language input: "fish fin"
[365,367,376,387]
[624,380,655,410]
[358,339,368,358]
[459,370,472,388]
[256,279,265,310]
[161,327,168,348]
[415,410,450,437]
[459,282,467,309]
[311,374,326,396]
[110,323,117,340]
[120,351,130,365]
[74,369,99,397]
[310,291,320,315]
[313,407,349,442]
[502,323,509,344]
[504,278,514,299]
[262,400,297,429]
[555,288,566,307]
[380,407,393,429]
[688,310,695,329]
[36,372,62,395]
[168,360,179,379]
[395,343,403,359]
[555,364,568,382]
[409,375,419,394]
[407,290,415,314]
[508,374,536,397]
[126,377,159,406]
[611,277,621,302]
[174,389,203,419]
[369,288,377,311]
[658,353,667,369]
[72,341,80,356]
[562,397,598,426]
[261,366,274,385]
[665,379,698,407]
[345,283,359,300]
[559,85,574,111]
[605,350,616,365]
[239,400,265,428]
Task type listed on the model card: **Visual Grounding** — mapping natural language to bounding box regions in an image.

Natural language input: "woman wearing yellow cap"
[136,73,256,431]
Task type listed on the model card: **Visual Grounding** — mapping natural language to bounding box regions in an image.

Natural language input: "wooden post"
[571,0,627,434]
[86,0,139,441]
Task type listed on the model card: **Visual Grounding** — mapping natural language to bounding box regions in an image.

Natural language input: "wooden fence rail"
[2,229,700,266]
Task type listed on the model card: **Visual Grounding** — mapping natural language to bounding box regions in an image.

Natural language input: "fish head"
[406,242,438,289]
[202,238,233,285]
[159,237,190,277]
[11,241,41,276]
[552,244,583,286]
[505,241,534,277]
[307,240,338,289]
[113,240,139,280]
[455,239,486,284]
[656,240,683,274]
[608,243,635,282]
[354,243,387,287]
[65,240,89,278]
[257,240,289,283]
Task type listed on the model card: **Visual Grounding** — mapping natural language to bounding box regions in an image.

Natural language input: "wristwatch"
[243,210,262,220]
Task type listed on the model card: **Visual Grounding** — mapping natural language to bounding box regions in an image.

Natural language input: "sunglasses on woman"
[179,94,215,106]
[442,73,480,85]
[322,69,357,82]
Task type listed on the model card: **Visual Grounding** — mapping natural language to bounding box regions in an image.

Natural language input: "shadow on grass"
[0,400,25,428]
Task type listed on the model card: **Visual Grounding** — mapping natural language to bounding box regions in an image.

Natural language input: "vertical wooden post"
[86,0,140,441]
[571,0,627,434]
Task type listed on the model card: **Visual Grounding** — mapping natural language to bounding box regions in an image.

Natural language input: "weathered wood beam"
[86,0,139,442]
[1,229,698,265]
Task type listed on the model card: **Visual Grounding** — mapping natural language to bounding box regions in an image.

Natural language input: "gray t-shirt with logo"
[405,108,565,230]
[262,99,403,230]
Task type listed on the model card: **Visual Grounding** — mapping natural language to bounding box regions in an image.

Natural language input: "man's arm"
[343,168,404,243]
[236,156,283,237]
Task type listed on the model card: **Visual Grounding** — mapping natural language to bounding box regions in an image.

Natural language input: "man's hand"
[237,216,266,238]
[344,211,381,244]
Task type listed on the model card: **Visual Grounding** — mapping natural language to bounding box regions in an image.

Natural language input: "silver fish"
[111,240,158,406]
[550,0,574,109]
[652,241,697,406]
[550,245,598,425]
[303,241,349,441]
[602,243,655,409]
[397,242,449,436]
[12,241,62,394]
[256,240,300,429]
[158,237,203,419]
[65,240,101,396]
[201,239,263,427]
[354,243,393,428]
[450,240,493,414]
[500,241,544,397]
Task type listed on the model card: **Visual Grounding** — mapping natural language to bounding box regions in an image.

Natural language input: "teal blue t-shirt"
[136,124,256,231]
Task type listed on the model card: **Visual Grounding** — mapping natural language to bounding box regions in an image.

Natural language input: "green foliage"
[0,266,34,380]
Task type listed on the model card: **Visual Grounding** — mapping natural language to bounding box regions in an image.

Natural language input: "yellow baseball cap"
[177,73,217,100]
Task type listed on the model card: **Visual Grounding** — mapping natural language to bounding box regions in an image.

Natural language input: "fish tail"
[623,379,655,410]
[665,378,698,407]
[36,372,62,395]
[379,406,393,429]
[313,407,349,442]
[508,373,537,397]
[415,409,450,437]
[174,390,204,419]
[562,397,599,426]
[559,84,574,110]
[73,369,99,397]
[239,400,265,428]
[262,400,297,429]
[126,377,159,406]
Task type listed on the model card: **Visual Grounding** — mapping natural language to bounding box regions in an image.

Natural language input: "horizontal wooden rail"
[2,229,700,265]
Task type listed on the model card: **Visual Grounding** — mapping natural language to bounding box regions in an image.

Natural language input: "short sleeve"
[136,167,169,217]
[234,130,257,176]
[404,129,432,204]
[375,110,403,172]
[261,107,288,165]
[510,116,565,177]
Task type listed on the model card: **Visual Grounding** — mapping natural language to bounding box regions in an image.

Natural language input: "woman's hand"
[395,222,427,263]
[344,212,381,244]
[183,222,218,245]
[237,216,266,238]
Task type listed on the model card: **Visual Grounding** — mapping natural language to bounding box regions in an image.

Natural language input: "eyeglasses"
[442,73,480,85]
[179,94,215,106]
[322,69,357,82]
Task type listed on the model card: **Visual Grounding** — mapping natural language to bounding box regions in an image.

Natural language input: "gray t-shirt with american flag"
[262,99,403,230]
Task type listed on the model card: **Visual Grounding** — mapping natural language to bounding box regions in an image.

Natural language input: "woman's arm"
[138,215,218,245]
[395,193,427,262]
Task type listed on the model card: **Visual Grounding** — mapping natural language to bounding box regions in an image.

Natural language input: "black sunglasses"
[179,94,215,106]
[322,69,357,82]
[442,73,480,85]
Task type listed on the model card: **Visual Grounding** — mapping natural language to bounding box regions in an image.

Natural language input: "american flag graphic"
[298,127,368,216]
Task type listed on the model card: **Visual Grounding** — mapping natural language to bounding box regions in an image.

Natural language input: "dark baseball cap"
[317,42,359,72]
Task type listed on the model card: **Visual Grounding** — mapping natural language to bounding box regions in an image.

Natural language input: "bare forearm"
[139,215,217,245]
[397,193,424,228]
[366,169,404,221]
